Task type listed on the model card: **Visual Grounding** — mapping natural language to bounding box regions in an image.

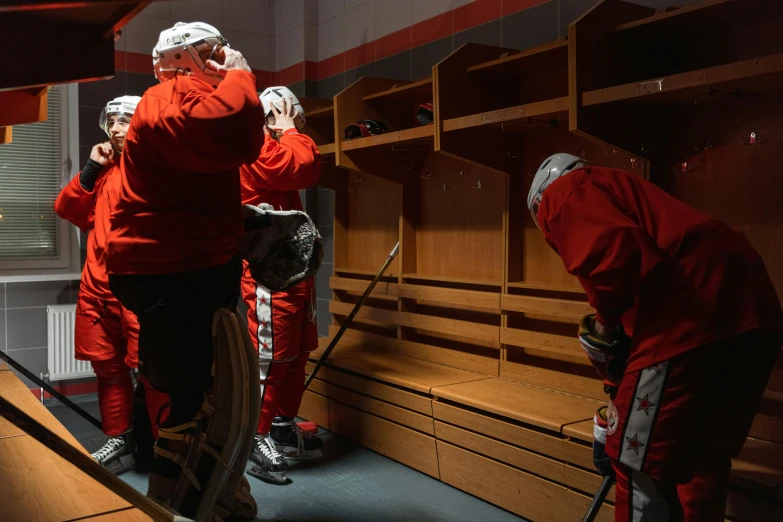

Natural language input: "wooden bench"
[0,363,151,521]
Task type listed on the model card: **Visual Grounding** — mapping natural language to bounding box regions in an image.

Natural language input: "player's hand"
[89,142,114,165]
[206,46,251,76]
[268,97,298,135]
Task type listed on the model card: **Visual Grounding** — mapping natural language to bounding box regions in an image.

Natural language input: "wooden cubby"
[301,2,783,519]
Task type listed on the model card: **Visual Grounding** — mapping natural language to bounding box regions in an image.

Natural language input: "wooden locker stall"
[300,1,783,520]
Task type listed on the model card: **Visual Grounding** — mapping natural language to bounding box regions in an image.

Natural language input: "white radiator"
[47,304,94,381]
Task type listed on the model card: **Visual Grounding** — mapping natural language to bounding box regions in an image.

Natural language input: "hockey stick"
[0,349,103,431]
[304,241,400,390]
[0,394,192,522]
[582,475,614,522]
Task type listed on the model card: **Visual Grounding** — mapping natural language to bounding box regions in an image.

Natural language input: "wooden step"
[432,377,601,433]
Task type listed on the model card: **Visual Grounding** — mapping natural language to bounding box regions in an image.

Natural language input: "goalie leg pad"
[147,309,254,520]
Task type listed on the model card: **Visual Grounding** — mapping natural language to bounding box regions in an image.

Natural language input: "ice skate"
[271,416,323,460]
[247,434,288,484]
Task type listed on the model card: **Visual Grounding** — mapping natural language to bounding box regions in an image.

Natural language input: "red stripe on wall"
[412,11,453,48]
[376,26,412,61]
[454,0,502,33]
[344,41,376,71]
[317,53,345,80]
[502,0,550,16]
[29,380,98,401]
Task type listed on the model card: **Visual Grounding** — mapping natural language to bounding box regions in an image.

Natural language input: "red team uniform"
[537,165,782,521]
[55,164,168,442]
[239,129,321,437]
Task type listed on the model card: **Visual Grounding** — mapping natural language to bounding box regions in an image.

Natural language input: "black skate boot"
[247,434,288,484]
[91,428,135,475]
[270,416,323,460]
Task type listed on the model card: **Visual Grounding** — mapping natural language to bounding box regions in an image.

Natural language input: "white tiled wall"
[376,0,411,39]
[318,10,345,60]
[318,0,344,24]
[275,24,306,70]
[344,0,375,48]
[274,0,306,35]
[411,0,456,24]
[122,1,274,73]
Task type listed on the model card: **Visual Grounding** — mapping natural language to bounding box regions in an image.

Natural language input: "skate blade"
[246,464,287,485]
[103,453,135,476]
[278,446,322,461]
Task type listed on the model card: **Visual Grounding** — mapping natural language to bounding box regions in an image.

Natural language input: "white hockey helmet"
[99,95,141,135]
[527,153,590,229]
[260,87,306,131]
[152,21,229,88]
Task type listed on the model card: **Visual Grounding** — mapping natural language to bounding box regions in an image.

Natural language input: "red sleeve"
[541,184,665,329]
[244,130,321,191]
[149,70,265,173]
[54,171,99,232]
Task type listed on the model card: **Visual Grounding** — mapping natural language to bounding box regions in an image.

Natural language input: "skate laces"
[256,435,284,464]
[92,433,129,463]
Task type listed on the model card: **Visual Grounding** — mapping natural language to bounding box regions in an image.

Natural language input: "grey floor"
[48,395,526,522]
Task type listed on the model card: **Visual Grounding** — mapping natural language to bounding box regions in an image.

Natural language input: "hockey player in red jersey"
[105,22,264,519]
[239,87,322,484]
[54,96,169,475]
[527,154,783,521]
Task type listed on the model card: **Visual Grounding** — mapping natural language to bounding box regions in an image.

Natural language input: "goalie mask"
[260,87,306,132]
[527,153,589,229]
[152,21,229,88]
[240,204,323,292]
[99,95,141,136]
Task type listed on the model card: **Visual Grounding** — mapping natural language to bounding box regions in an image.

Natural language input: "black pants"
[110,257,242,427]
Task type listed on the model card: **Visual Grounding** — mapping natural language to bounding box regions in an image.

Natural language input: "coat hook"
[453,166,464,176]
[421,170,432,179]
[400,165,413,171]
[604,149,618,156]
[623,158,640,169]
[348,185,357,192]
[471,180,483,189]
[437,182,448,192]
[507,151,518,158]
[354,174,365,182]
[673,161,697,173]
[580,149,587,159]
[741,132,767,146]
[641,143,656,153]
[694,139,713,152]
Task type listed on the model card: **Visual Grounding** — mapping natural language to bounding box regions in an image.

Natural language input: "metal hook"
[641,143,656,154]
[437,182,448,192]
[741,132,767,146]
[400,165,413,171]
[354,174,365,182]
[580,149,587,159]
[471,180,483,189]
[453,166,464,176]
[673,161,697,174]
[604,149,619,156]
[623,158,640,169]
[507,151,519,158]
[694,139,713,152]
[348,185,357,192]
[421,170,432,179]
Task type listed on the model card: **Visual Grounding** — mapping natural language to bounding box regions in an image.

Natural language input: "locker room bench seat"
[0,363,151,521]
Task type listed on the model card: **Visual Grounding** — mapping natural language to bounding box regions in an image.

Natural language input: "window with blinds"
[0,87,64,262]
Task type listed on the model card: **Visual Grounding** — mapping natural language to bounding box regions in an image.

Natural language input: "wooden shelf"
[612,0,732,34]
[402,273,503,287]
[467,40,568,75]
[501,294,592,322]
[335,267,398,278]
[362,78,433,102]
[308,105,334,118]
[506,281,585,294]
[341,125,434,151]
[442,97,568,132]
[582,53,783,106]
[319,142,336,155]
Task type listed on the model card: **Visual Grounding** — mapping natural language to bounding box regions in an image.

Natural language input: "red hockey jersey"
[55,165,116,300]
[106,70,264,275]
[538,166,782,373]
[239,129,321,211]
